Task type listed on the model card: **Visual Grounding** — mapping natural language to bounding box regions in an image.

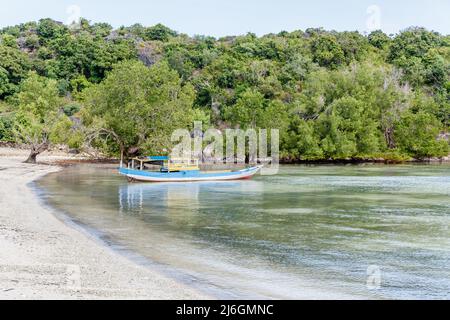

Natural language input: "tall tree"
[82,60,195,160]
[13,72,67,163]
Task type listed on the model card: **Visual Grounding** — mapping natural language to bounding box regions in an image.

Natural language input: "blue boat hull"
[119,166,263,182]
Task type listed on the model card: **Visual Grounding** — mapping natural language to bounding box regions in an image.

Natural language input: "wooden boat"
[119,156,263,182]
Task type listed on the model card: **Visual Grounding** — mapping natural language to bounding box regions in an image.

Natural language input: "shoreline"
[279,157,450,165]
[2,143,449,166]
[31,179,235,300]
[0,148,209,299]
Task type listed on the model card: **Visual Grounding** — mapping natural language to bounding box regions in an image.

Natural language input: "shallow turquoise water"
[37,164,450,299]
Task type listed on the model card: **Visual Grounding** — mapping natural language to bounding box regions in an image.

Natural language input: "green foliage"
[388,27,448,89]
[36,18,69,45]
[224,89,266,128]
[319,96,381,157]
[0,45,30,97]
[368,30,391,49]
[423,49,448,88]
[280,54,317,84]
[284,118,323,160]
[70,75,92,98]
[336,31,369,63]
[12,72,71,160]
[48,114,84,149]
[1,34,18,48]
[82,60,195,156]
[14,72,61,118]
[0,19,447,161]
[144,24,177,41]
[389,27,442,62]
[395,111,448,158]
[283,61,447,160]
[191,108,211,130]
[165,46,195,80]
[0,113,14,141]
[62,102,82,116]
[311,34,345,69]
[48,115,74,144]
[91,22,113,38]
[46,32,137,84]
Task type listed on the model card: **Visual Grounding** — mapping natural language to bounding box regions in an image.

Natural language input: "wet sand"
[0,148,208,299]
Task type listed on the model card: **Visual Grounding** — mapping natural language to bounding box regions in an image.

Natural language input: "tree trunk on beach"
[23,142,49,164]
[24,152,38,164]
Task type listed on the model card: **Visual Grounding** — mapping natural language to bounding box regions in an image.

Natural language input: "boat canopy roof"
[147,156,169,161]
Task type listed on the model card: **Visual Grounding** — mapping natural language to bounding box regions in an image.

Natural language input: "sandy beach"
[0,147,208,299]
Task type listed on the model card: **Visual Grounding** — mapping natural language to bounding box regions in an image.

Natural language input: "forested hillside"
[0,18,448,161]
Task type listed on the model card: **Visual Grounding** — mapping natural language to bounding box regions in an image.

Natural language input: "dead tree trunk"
[24,142,49,164]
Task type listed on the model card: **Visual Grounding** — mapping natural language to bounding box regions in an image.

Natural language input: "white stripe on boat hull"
[123,167,261,182]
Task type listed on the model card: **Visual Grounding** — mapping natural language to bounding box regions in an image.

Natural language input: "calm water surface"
[36,164,450,299]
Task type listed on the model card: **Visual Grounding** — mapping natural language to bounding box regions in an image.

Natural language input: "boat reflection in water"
[118,180,264,218]
[118,181,201,216]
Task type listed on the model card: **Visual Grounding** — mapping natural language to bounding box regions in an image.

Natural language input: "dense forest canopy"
[0,18,448,162]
